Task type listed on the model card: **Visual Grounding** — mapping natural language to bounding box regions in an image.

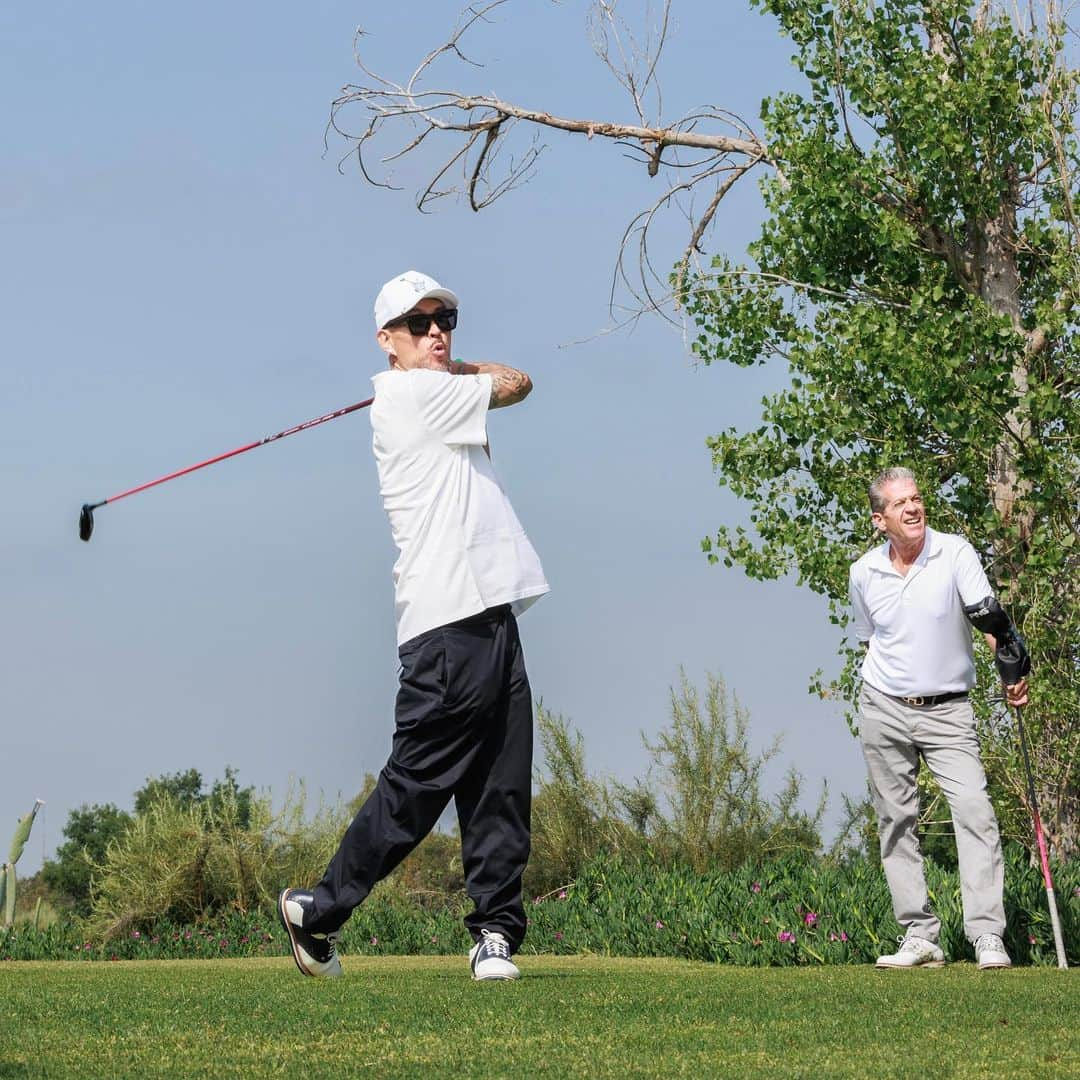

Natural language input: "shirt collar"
[868,527,938,575]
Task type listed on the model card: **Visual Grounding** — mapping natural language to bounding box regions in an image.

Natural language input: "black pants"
[308,605,533,950]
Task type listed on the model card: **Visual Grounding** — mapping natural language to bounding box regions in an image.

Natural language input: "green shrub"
[644,671,824,870]
[41,803,133,916]
[527,672,825,894]
[84,784,347,939]
[528,706,640,896]
[6,847,1074,966]
[520,846,1078,967]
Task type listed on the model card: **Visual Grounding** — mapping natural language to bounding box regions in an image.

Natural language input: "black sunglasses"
[386,308,458,335]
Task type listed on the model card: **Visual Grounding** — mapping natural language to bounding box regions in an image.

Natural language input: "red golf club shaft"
[1015,706,1068,970]
[94,397,374,508]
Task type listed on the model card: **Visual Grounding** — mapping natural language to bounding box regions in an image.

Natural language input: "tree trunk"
[977,167,1035,573]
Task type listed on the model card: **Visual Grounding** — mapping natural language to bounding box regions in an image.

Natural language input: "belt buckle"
[903,695,925,707]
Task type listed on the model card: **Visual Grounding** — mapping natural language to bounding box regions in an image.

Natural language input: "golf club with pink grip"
[79,397,374,541]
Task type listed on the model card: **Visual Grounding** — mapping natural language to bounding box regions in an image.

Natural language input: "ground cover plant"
[3,847,1075,967]
[1,957,1076,1078]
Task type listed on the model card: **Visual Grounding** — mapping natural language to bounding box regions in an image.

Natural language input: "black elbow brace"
[963,596,1031,685]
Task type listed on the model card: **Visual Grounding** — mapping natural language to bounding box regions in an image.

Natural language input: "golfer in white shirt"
[279,271,549,982]
[849,467,1028,970]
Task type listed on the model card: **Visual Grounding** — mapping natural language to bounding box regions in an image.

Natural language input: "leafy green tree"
[683,0,1078,855]
[336,0,1078,856]
[42,804,133,915]
[135,766,255,829]
[206,767,255,830]
[133,768,204,816]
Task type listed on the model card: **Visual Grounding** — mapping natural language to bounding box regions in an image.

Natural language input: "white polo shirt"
[370,368,549,646]
[849,527,992,697]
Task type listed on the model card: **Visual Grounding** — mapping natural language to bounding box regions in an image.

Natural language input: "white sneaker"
[974,933,1012,969]
[875,935,946,969]
[469,929,520,981]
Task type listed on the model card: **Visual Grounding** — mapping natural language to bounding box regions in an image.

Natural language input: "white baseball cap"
[374,271,459,329]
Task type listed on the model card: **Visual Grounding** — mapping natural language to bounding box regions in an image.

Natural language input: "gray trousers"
[858,683,1005,944]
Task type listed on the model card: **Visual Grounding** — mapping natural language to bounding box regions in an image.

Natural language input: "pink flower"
[828,933,839,942]
[131,931,140,940]
[804,912,818,927]
[655,920,665,930]
[751,881,762,893]
[370,935,379,946]
[1029,935,1037,944]
[558,890,568,900]
[777,930,796,943]
[840,932,849,942]
[431,935,438,943]
[554,932,564,941]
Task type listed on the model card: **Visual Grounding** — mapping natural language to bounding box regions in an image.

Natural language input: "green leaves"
[692,1,1079,850]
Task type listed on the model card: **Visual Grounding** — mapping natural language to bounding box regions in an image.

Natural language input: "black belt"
[895,691,968,708]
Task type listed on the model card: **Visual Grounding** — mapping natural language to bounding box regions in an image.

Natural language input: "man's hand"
[1005,678,1029,707]
[453,360,532,409]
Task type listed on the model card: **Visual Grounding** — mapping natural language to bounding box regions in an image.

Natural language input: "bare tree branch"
[674,157,765,303]
[330,1,771,319]
[330,0,1076,332]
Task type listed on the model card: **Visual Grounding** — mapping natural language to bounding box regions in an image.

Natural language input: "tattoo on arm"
[453,359,532,408]
[488,366,532,409]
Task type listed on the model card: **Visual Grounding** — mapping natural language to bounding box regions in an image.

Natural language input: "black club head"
[79,504,95,542]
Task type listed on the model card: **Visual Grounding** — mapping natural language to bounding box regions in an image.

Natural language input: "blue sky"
[2,1,866,873]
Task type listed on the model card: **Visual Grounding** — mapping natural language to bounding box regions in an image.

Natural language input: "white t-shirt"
[848,527,992,696]
[370,368,549,646]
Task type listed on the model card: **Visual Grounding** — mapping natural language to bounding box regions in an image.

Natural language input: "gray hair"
[868,467,916,514]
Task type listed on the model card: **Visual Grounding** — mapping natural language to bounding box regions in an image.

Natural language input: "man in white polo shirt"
[279,271,549,982]
[849,467,1029,970]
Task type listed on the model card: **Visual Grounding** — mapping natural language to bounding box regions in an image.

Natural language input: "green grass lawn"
[1,956,1076,1078]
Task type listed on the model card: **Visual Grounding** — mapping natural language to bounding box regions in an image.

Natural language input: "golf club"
[961,598,1068,966]
[79,397,374,541]
[1013,704,1069,969]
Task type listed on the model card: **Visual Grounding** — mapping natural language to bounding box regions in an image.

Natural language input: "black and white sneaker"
[278,889,342,978]
[468,929,520,981]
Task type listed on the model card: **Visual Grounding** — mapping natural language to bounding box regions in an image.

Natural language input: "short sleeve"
[954,538,993,607]
[849,562,872,642]
[409,370,492,446]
